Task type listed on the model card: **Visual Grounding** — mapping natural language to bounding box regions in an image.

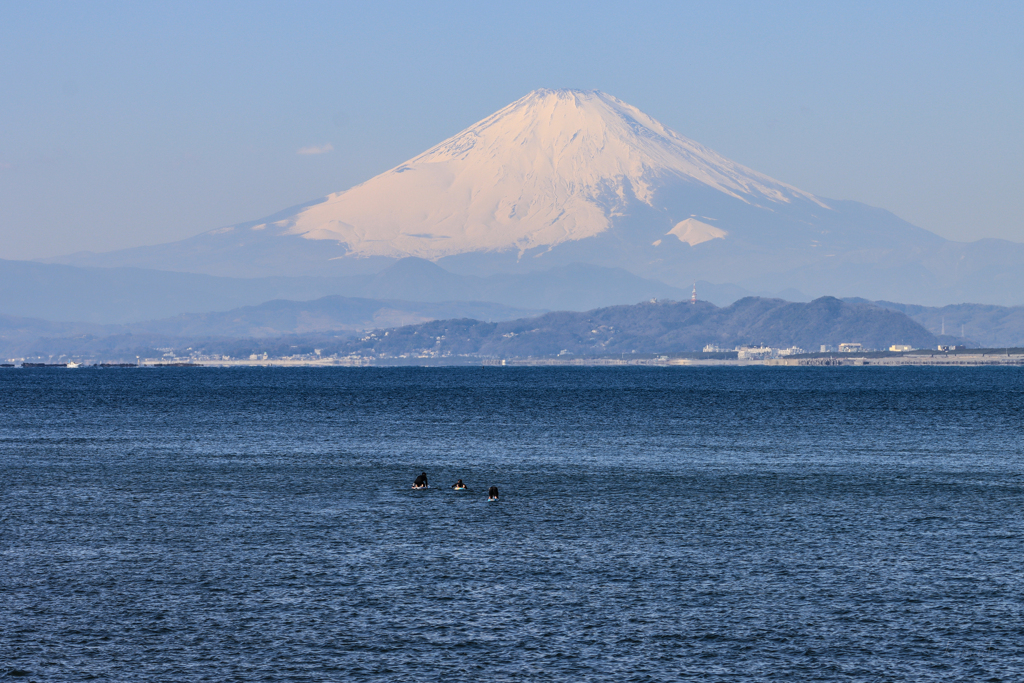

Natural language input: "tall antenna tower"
[941,316,945,335]
[691,282,697,304]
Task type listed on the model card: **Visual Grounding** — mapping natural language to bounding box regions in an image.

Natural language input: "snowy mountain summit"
[283,89,825,259]
[48,89,1023,306]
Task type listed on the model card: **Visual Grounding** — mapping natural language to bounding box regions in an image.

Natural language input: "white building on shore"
[736,345,809,360]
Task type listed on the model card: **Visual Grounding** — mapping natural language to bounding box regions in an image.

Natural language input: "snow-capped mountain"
[47,89,1023,306]
[284,89,826,259]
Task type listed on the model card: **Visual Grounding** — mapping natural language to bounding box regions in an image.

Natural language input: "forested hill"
[339,296,939,357]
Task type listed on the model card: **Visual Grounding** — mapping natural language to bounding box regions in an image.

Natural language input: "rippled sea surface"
[2,367,1023,681]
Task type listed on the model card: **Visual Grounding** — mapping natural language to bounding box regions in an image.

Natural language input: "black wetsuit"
[488,486,499,500]
[451,480,467,490]
[413,473,428,488]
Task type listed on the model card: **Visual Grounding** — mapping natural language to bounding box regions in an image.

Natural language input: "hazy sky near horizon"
[1,1,1021,260]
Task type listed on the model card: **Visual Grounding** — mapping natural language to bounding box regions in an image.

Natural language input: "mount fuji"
[50,89,1023,306]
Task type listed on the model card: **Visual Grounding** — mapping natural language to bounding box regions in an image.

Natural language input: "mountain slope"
[846,298,1024,348]
[0,258,354,324]
[45,89,1023,306]
[131,296,540,338]
[286,89,826,260]
[337,297,940,357]
[2,296,947,361]
[0,297,540,359]
[1,258,717,324]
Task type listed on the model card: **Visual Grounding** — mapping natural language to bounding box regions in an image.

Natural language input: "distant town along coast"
[4,295,1022,368]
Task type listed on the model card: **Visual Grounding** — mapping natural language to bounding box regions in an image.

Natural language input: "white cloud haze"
[297,143,333,155]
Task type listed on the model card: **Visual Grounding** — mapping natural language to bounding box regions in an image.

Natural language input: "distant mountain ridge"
[845,298,1024,348]
[335,296,941,358]
[1,257,753,324]
[43,89,1023,306]
[132,296,541,338]
[0,296,540,358]
[3,296,965,363]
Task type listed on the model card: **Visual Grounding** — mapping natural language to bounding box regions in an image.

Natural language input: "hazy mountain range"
[0,296,535,358]
[843,299,1024,350]
[248,297,945,359]
[4,88,1019,360]
[5,292,1021,362]
[0,257,766,325]
[43,89,1022,307]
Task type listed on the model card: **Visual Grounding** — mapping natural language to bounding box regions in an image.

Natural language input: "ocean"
[2,367,1022,681]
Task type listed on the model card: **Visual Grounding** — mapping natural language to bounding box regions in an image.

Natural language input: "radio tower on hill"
[691,282,697,304]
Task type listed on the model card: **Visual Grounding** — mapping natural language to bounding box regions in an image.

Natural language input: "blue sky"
[1,0,1021,259]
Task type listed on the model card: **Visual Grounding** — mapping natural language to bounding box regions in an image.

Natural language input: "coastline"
[131,352,1024,368]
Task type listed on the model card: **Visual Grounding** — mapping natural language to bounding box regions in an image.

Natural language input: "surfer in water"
[451,479,468,490]
[412,472,428,489]
[488,485,499,501]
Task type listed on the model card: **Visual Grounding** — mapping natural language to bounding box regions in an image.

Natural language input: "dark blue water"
[2,367,1022,681]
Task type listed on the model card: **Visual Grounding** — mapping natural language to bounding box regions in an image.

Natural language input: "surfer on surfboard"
[451,479,468,490]
[488,486,499,501]
[412,472,428,489]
